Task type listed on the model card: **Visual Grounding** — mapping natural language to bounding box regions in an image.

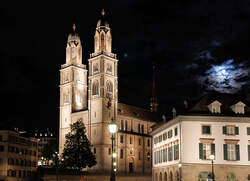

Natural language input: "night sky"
[1,1,250,131]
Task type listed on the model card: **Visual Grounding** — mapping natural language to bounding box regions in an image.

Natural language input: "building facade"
[151,92,250,181]
[59,10,158,175]
[33,128,56,166]
[0,130,38,181]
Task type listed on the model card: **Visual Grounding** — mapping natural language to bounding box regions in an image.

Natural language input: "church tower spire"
[94,9,112,53]
[150,64,158,112]
[59,24,88,154]
[88,10,118,171]
[66,24,82,64]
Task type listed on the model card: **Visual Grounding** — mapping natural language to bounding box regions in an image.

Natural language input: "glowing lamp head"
[209,154,215,160]
[109,120,117,134]
[178,163,182,168]
[112,153,117,158]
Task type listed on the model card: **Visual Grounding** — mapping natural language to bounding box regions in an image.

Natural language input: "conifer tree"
[61,119,96,171]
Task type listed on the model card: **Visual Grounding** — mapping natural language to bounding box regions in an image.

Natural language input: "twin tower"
[59,10,118,160]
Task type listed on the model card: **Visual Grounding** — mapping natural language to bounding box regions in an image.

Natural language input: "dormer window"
[208,100,221,113]
[231,101,245,114]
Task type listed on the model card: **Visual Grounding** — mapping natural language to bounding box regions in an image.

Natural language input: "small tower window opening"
[100,33,105,51]
[92,81,99,96]
[106,81,113,93]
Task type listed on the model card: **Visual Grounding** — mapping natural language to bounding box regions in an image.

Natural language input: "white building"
[151,92,250,181]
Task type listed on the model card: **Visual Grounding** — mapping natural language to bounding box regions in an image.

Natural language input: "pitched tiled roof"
[118,103,161,122]
[187,91,250,116]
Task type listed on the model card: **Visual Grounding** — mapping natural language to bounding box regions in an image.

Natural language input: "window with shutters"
[227,126,235,135]
[223,126,239,135]
[202,125,211,134]
[130,137,132,144]
[199,143,215,160]
[247,127,250,135]
[248,145,250,161]
[147,139,150,147]
[228,144,235,160]
[224,144,240,161]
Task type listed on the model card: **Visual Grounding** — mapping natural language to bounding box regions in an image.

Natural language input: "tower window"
[100,33,105,51]
[92,81,99,96]
[106,81,113,93]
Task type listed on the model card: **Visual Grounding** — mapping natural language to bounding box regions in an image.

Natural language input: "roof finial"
[73,24,76,32]
[101,9,105,16]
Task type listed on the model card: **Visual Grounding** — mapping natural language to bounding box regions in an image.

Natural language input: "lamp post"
[108,118,117,181]
[209,154,215,181]
[178,163,182,181]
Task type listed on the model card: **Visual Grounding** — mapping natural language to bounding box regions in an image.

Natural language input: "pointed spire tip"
[101,9,105,16]
[73,24,76,32]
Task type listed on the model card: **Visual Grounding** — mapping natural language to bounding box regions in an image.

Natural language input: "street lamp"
[209,154,215,181]
[178,163,182,181]
[109,118,117,181]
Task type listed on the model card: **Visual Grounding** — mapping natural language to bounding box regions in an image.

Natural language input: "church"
[59,10,159,175]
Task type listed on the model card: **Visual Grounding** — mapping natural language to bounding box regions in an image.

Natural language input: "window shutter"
[236,144,240,161]
[248,145,250,161]
[199,143,203,159]
[211,143,215,156]
[235,127,239,135]
[223,126,227,134]
[224,144,228,160]
[247,127,250,135]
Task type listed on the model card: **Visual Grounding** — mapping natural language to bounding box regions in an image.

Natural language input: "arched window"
[169,172,173,181]
[198,171,212,181]
[175,171,179,181]
[155,173,158,181]
[106,81,113,93]
[227,173,236,181]
[92,81,99,96]
[159,172,162,181]
[147,152,150,161]
[164,172,167,181]
[100,33,105,51]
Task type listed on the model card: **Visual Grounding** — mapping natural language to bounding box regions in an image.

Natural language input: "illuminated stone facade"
[59,11,158,175]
